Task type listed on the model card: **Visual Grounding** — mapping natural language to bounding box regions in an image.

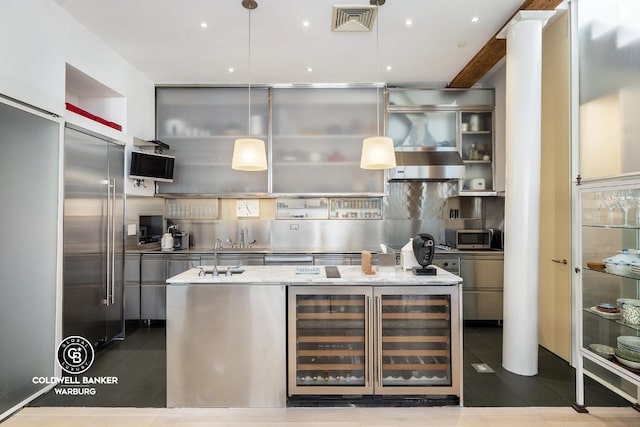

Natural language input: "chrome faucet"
[239,226,246,248]
[212,238,223,276]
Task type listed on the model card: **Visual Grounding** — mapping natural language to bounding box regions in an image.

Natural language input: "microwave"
[445,229,493,250]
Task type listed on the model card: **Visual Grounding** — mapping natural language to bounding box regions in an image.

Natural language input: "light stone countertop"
[166,265,462,286]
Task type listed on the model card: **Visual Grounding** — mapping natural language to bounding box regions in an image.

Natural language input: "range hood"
[387,147,465,181]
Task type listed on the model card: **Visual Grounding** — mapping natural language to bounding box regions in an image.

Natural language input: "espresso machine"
[412,233,436,275]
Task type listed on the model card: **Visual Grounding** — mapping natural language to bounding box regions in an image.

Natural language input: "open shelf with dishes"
[576,180,640,410]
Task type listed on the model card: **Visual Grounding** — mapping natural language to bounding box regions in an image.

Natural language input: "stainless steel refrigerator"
[63,125,124,346]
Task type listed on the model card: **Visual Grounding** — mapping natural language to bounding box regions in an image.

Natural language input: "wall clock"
[235,199,260,217]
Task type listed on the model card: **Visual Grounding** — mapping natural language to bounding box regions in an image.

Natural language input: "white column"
[498,11,555,376]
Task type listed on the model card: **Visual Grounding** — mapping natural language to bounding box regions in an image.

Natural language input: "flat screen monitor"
[129,151,175,182]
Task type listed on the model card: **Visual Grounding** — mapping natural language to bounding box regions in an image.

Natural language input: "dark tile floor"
[30,323,630,408]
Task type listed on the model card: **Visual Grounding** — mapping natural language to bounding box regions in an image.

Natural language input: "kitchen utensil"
[412,233,436,275]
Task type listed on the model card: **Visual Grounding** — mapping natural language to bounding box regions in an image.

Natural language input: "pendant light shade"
[232,138,267,171]
[232,0,266,171]
[360,0,395,170]
[360,135,396,169]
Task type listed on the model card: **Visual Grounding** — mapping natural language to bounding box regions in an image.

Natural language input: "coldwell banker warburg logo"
[31,336,119,396]
[57,335,95,374]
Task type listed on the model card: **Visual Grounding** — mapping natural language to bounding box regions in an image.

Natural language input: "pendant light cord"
[375,2,380,136]
[247,7,252,138]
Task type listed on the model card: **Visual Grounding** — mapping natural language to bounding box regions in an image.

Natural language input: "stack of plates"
[617,336,640,352]
[615,336,640,369]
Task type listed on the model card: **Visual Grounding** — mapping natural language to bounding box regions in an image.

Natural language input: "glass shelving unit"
[575,181,640,411]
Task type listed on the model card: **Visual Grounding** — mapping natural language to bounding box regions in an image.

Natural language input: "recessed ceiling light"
[405,18,413,27]
[386,65,392,71]
[228,67,235,73]
[471,16,479,23]
[200,22,208,29]
[307,67,313,72]
[303,20,310,27]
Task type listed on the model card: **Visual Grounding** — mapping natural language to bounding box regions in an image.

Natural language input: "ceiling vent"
[332,5,378,32]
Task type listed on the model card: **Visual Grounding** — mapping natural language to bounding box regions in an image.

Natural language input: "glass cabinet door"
[272,88,384,193]
[578,183,640,401]
[155,87,268,193]
[288,286,373,395]
[375,288,458,393]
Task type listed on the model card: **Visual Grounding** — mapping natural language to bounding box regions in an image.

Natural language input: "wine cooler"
[287,285,461,397]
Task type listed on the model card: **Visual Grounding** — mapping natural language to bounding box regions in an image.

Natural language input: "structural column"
[498,11,555,376]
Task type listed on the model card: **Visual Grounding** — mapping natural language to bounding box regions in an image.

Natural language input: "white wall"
[0,0,156,196]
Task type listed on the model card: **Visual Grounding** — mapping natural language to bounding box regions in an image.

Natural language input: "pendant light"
[360,0,396,170]
[232,0,267,171]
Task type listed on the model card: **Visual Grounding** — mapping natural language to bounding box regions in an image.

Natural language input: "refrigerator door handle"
[110,178,116,305]
[104,178,112,306]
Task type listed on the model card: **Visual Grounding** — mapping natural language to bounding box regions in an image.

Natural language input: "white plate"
[615,355,640,369]
[617,336,640,352]
[588,306,621,319]
[589,343,615,359]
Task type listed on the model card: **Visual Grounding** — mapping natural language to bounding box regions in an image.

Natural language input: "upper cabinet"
[155,86,384,196]
[387,88,496,195]
[459,110,494,194]
[271,87,384,194]
[155,87,269,194]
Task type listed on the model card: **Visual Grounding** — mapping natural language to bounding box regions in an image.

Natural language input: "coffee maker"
[412,233,436,275]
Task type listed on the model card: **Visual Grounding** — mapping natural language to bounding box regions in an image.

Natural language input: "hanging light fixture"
[232,0,267,171]
[360,0,396,170]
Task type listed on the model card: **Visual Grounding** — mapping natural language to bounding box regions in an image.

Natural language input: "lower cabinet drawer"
[141,285,166,320]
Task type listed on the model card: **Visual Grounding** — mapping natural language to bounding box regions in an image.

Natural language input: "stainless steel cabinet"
[288,285,461,398]
[167,283,286,407]
[140,254,168,320]
[459,255,504,321]
[140,253,201,320]
[124,254,141,320]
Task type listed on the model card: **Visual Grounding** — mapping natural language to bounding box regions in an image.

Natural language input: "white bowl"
[615,355,640,369]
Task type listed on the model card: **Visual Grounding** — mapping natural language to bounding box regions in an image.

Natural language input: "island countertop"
[166,265,462,285]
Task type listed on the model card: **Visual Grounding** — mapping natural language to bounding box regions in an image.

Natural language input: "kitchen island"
[166,265,463,408]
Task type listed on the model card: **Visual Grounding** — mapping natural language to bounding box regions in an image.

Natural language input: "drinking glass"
[603,192,618,224]
[618,190,633,226]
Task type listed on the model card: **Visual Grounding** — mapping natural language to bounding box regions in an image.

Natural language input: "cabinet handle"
[375,296,382,388]
[551,258,567,265]
[365,296,371,388]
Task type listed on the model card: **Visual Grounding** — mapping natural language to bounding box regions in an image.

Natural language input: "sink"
[198,266,245,275]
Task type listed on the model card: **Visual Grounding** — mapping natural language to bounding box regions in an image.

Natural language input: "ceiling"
[55,0,527,87]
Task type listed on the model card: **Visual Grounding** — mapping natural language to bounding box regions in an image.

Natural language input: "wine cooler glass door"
[375,286,461,396]
[288,286,373,395]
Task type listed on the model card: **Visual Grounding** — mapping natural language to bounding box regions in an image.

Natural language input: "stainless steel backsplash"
[125,182,504,252]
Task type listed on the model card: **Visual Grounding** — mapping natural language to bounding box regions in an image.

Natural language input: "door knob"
[551,258,568,265]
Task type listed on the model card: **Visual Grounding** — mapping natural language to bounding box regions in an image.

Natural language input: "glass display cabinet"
[575,180,640,411]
